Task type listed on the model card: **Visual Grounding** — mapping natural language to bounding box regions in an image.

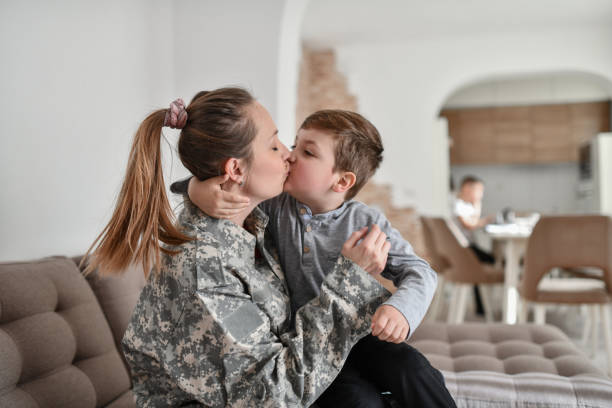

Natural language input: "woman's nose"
[280,143,290,160]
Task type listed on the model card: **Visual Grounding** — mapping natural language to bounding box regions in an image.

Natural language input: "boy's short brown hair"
[460,175,483,188]
[300,109,383,200]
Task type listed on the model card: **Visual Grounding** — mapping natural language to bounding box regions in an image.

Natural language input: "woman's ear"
[223,158,246,185]
[332,171,356,194]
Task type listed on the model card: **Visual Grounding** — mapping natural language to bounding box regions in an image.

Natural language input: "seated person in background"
[453,176,496,316]
[179,109,456,408]
[453,175,495,264]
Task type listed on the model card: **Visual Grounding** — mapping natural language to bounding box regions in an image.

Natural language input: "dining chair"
[425,217,504,323]
[518,215,612,376]
[420,217,451,321]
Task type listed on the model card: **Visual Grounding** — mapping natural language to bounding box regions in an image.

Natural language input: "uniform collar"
[179,197,269,241]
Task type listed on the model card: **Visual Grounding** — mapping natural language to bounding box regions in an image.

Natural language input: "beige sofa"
[1,256,611,407]
[0,256,142,407]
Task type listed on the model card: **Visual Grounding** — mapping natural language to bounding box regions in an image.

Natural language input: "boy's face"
[284,128,341,205]
[459,182,484,204]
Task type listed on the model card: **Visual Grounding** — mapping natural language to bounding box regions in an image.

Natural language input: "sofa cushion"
[410,322,612,407]
[0,257,132,408]
[105,390,135,408]
[73,256,146,359]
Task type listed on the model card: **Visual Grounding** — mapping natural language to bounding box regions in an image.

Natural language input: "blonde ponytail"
[82,109,192,277]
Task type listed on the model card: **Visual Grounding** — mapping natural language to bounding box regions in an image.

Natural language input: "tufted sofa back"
[0,257,137,407]
[74,256,146,371]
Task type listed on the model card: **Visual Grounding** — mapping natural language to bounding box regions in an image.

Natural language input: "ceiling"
[301,0,612,48]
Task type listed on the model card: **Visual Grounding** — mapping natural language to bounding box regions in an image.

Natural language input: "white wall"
[0,0,302,262]
[277,0,310,146]
[0,0,173,261]
[431,117,451,217]
[166,0,292,209]
[451,163,580,216]
[172,0,285,117]
[445,72,612,108]
[333,26,612,215]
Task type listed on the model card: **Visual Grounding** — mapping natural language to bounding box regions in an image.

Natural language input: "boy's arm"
[376,215,438,340]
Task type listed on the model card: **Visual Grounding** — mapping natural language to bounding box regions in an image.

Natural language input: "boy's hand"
[188,175,250,219]
[371,305,410,343]
[341,225,390,276]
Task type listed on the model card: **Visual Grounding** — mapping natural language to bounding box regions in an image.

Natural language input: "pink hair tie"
[164,98,188,129]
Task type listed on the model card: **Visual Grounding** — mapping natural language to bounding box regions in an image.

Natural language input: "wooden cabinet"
[570,102,611,159]
[494,106,532,163]
[442,101,610,165]
[531,105,571,162]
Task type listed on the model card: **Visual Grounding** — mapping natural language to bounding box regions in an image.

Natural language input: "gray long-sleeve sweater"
[260,192,437,338]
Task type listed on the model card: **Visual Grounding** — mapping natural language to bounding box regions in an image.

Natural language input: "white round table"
[485,224,532,324]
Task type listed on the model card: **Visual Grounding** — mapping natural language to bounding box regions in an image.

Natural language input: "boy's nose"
[280,143,290,160]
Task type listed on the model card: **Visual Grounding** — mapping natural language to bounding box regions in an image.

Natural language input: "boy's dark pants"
[469,244,496,314]
[316,334,457,408]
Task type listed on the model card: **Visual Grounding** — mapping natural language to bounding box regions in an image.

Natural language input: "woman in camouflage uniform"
[85,88,391,407]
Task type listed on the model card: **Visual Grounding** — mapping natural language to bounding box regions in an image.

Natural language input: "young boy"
[174,110,455,407]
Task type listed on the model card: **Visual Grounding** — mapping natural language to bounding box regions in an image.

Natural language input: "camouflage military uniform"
[122,200,389,407]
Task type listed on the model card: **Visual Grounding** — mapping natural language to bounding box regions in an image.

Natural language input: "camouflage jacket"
[122,200,389,407]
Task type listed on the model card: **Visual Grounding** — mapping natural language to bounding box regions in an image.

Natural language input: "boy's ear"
[332,171,356,194]
[223,158,246,184]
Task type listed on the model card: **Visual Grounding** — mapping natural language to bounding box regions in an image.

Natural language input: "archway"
[437,70,612,218]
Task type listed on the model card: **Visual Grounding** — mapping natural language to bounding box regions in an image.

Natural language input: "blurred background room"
[1,0,611,386]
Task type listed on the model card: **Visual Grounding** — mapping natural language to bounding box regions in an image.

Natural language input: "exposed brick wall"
[296,47,358,129]
[354,183,428,261]
[296,46,431,265]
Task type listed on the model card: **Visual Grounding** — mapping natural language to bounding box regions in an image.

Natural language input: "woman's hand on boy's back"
[341,224,390,276]
[188,174,250,218]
